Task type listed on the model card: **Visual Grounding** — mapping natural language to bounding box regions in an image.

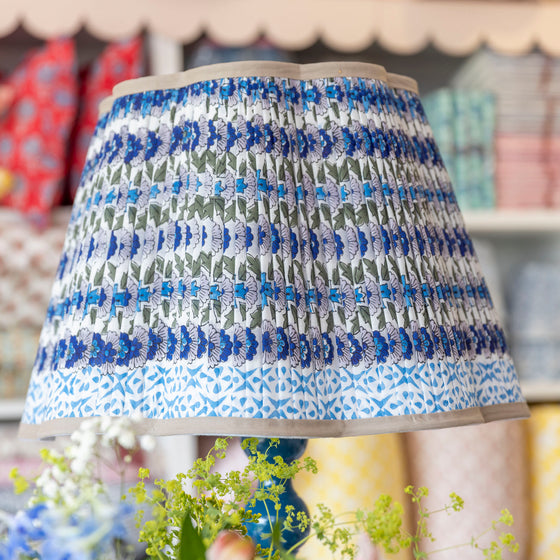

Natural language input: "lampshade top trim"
[98,61,418,115]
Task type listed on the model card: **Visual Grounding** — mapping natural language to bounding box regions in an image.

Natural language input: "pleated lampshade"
[19,61,529,439]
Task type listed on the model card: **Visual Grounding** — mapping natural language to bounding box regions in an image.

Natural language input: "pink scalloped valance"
[2,0,560,56]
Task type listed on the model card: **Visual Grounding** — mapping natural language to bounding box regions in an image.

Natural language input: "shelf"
[2,0,559,56]
[463,210,560,235]
[0,399,25,421]
[521,381,560,404]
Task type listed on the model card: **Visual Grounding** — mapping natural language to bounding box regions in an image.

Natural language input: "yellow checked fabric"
[293,435,412,560]
[527,406,560,560]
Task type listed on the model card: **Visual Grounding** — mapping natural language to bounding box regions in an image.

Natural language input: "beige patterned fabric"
[0,208,70,329]
[293,435,412,560]
[405,421,530,560]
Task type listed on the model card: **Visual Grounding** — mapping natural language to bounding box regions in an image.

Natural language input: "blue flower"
[399,328,413,360]
[246,328,258,361]
[246,226,254,248]
[180,326,193,360]
[347,333,363,366]
[124,133,142,163]
[290,231,298,258]
[270,223,280,254]
[371,331,389,363]
[66,336,87,368]
[322,333,334,366]
[223,227,231,250]
[145,130,162,160]
[358,230,368,256]
[277,328,289,361]
[334,233,344,260]
[309,230,319,260]
[420,327,434,359]
[220,329,232,362]
[299,335,311,368]
[197,327,208,359]
[147,328,163,360]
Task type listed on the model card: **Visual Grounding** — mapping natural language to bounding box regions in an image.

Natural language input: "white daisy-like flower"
[294,274,307,318]
[234,220,247,254]
[220,171,236,202]
[258,214,271,254]
[220,276,234,308]
[261,320,277,364]
[340,279,356,316]
[207,324,221,367]
[244,274,259,307]
[315,276,330,318]
[279,223,291,260]
[298,225,311,264]
[333,325,350,367]
[344,226,359,260]
[386,323,402,362]
[273,269,286,311]
[324,178,341,212]
[320,223,336,262]
[287,324,300,367]
[389,272,405,312]
[365,276,382,314]
[211,222,224,254]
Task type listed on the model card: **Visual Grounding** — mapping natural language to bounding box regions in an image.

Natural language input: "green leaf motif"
[250,309,262,329]
[154,161,168,183]
[111,167,122,185]
[144,262,156,285]
[94,264,106,286]
[104,207,115,226]
[377,310,387,330]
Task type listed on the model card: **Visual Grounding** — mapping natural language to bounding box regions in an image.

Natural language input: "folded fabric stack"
[452,49,560,209]
[423,88,496,210]
[508,262,560,380]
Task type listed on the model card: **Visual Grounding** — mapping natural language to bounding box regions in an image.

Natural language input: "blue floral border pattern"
[23,74,523,426]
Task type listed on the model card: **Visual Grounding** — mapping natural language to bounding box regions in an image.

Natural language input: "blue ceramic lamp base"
[242,438,310,555]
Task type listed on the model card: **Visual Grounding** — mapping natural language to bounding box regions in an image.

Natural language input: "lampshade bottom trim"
[18,401,530,440]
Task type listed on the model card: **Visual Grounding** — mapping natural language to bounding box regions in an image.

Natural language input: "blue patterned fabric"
[21,65,526,434]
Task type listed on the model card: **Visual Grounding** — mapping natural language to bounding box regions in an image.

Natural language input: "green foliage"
[132,439,519,560]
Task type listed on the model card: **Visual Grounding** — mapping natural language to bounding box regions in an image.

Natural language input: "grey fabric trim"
[19,402,530,440]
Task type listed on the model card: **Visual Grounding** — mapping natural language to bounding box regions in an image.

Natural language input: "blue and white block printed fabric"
[20,62,528,437]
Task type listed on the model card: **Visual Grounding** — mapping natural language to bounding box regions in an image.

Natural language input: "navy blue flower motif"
[124,133,142,164]
[180,326,193,360]
[381,227,391,255]
[66,335,87,368]
[419,327,434,359]
[226,121,242,151]
[219,329,232,362]
[246,226,254,249]
[196,327,207,359]
[334,233,344,260]
[299,334,311,368]
[347,333,363,366]
[147,328,163,360]
[145,130,162,160]
[399,327,413,360]
[167,330,178,360]
[277,327,289,361]
[322,333,334,366]
[439,326,452,357]
[372,331,389,363]
[290,231,298,258]
[246,328,258,361]
[309,230,319,260]
[223,227,231,250]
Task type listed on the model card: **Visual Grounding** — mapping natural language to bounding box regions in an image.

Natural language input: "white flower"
[140,435,156,452]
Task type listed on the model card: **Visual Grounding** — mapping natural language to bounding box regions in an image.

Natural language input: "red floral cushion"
[68,37,144,198]
[0,39,78,227]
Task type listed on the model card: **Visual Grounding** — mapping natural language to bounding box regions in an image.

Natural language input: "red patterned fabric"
[0,39,77,226]
[68,37,144,198]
